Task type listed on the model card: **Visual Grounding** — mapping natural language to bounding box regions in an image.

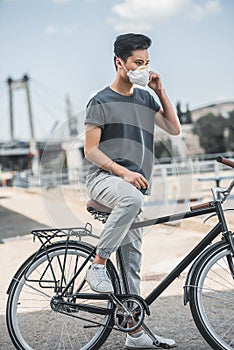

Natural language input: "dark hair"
[114,33,152,68]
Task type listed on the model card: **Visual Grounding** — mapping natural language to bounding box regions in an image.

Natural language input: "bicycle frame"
[10,182,232,322]
[121,200,232,306]
[58,200,228,308]
[6,156,234,350]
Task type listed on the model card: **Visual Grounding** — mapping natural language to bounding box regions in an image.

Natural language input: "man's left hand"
[148,71,164,95]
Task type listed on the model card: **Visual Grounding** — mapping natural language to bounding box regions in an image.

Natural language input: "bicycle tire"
[6,241,120,350]
[189,240,234,350]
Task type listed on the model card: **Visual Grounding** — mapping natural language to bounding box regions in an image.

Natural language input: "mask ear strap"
[117,57,128,72]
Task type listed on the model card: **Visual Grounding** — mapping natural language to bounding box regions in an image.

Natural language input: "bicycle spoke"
[190,243,234,350]
[23,281,52,299]
[7,243,115,350]
[207,268,234,289]
[202,293,234,305]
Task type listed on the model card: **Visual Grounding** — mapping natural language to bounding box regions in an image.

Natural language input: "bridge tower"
[7,74,38,172]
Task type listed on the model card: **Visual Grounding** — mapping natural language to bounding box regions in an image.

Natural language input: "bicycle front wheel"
[6,241,120,350]
[190,241,234,350]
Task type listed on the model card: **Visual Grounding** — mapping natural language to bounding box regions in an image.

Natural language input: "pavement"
[0,186,234,349]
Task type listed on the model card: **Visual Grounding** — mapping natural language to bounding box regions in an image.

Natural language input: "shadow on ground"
[0,205,48,241]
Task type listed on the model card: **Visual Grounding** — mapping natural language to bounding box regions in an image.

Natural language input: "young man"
[84,33,180,349]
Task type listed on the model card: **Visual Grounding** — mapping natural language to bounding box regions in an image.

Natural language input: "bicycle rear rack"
[31,222,99,247]
[17,223,99,291]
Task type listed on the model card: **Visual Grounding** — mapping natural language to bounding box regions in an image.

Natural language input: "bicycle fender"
[6,251,38,295]
[183,241,225,305]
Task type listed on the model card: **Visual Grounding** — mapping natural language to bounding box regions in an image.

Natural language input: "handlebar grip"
[190,202,213,211]
[216,155,234,169]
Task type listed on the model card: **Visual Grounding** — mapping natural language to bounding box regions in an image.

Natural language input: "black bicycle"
[6,156,234,350]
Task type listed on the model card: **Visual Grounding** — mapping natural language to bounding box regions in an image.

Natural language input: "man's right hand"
[122,170,148,190]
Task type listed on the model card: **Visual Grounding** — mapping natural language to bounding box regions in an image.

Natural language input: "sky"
[0,0,234,141]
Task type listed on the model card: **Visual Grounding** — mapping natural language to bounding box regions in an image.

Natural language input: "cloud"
[45,24,78,35]
[110,0,221,32]
[189,0,221,20]
[45,25,60,35]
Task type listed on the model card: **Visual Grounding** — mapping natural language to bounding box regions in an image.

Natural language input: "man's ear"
[115,57,123,70]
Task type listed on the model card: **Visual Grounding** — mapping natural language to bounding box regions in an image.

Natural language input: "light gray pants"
[86,171,145,295]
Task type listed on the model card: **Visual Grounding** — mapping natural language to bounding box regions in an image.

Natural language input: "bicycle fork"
[215,201,234,279]
[223,231,234,279]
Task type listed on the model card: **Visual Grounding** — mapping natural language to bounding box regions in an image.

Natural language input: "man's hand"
[123,170,148,190]
[147,72,181,136]
[148,71,164,95]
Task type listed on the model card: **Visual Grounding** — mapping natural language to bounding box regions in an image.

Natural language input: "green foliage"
[154,138,173,159]
[176,101,192,124]
[194,111,234,154]
[226,110,234,151]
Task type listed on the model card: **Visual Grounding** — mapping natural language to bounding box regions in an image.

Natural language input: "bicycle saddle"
[87,199,112,223]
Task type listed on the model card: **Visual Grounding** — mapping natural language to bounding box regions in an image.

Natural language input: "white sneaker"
[85,264,114,293]
[124,331,176,349]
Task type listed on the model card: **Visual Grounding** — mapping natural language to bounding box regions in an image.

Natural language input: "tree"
[176,101,192,124]
[225,110,234,151]
[194,113,229,154]
[154,138,173,160]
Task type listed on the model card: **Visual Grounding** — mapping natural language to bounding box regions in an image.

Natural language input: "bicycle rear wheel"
[6,241,120,350]
[189,241,234,350]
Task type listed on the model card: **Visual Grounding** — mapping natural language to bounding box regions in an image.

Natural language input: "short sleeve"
[149,94,160,113]
[85,97,106,129]
[136,88,161,113]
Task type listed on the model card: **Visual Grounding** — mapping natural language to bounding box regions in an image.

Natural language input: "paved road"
[1,292,211,349]
[104,293,212,349]
[0,188,217,349]
[0,209,210,349]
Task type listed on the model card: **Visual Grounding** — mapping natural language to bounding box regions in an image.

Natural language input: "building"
[180,101,234,156]
[191,101,234,123]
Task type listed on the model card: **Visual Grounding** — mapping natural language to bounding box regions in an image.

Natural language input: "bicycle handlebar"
[190,201,214,211]
[216,155,234,168]
[191,157,234,210]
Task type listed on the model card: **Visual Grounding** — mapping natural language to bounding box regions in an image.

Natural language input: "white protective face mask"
[126,65,149,87]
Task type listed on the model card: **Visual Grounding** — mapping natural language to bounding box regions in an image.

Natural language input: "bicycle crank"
[111,295,145,332]
[142,322,172,349]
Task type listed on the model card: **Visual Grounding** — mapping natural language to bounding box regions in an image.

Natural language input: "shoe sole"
[85,278,114,294]
[86,283,114,294]
[90,288,114,293]
[124,344,176,349]
[124,347,162,349]
[124,347,166,349]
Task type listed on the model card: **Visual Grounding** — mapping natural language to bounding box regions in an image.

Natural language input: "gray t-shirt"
[85,86,160,193]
